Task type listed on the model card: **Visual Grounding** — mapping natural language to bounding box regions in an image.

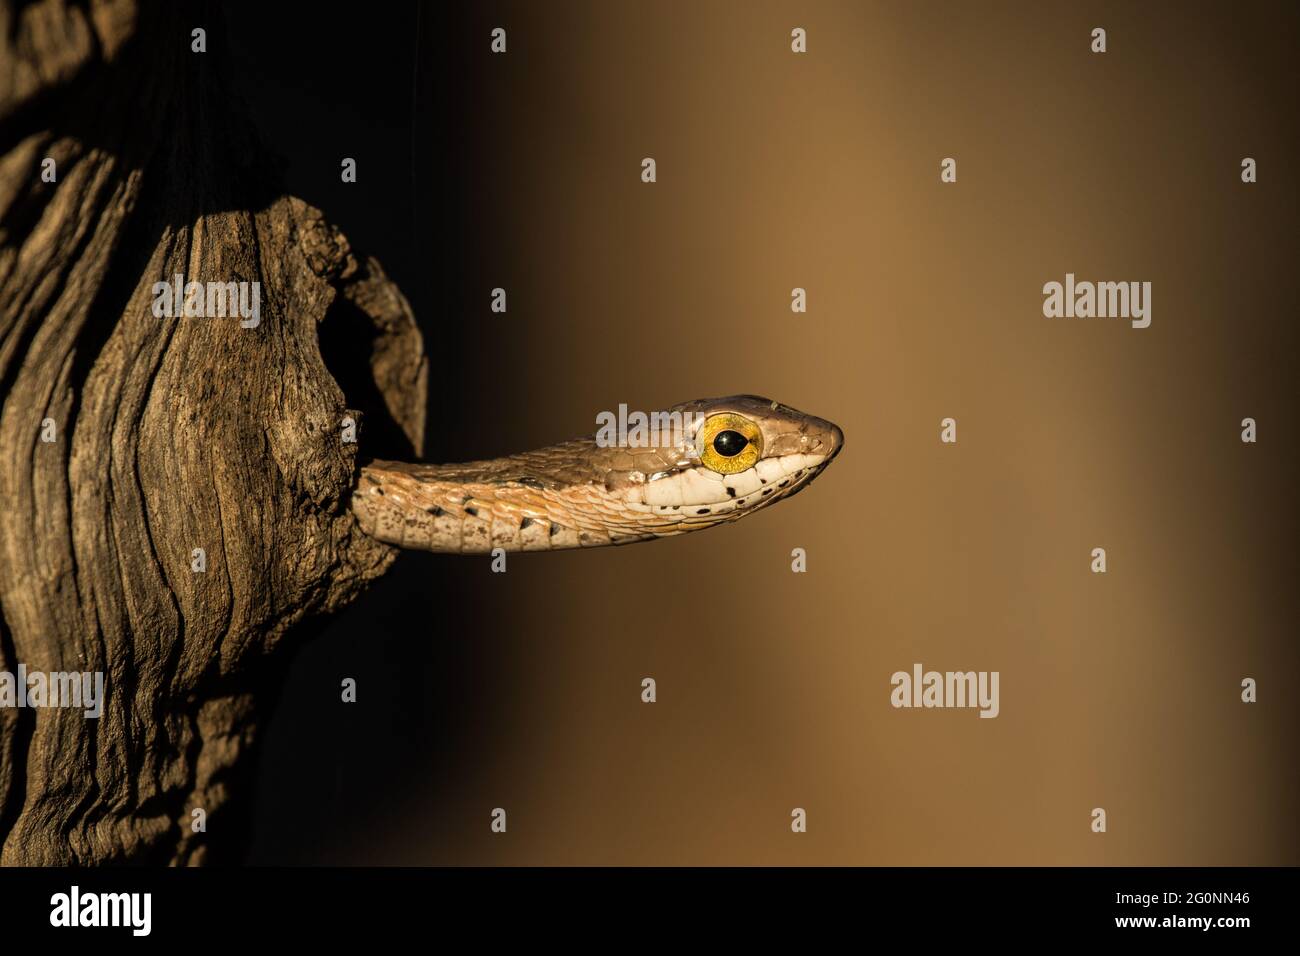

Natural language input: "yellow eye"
[697,413,762,474]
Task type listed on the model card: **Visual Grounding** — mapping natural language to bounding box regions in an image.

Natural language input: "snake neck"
[350,457,672,554]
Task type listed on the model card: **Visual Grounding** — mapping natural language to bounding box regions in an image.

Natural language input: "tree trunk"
[0,0,425,863]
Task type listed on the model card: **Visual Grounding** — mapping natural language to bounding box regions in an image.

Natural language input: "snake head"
[616,395,844,526]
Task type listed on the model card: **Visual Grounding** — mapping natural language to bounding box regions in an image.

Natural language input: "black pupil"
[712,430,749,458]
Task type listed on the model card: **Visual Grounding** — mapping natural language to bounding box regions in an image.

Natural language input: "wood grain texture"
[0,0,425,863]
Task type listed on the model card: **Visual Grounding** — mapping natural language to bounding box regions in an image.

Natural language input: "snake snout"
[804,420,844,462]
[825,422,845,459]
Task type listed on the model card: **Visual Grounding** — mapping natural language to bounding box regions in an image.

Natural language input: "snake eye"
[698,414,762,474]
[712,430,749,458]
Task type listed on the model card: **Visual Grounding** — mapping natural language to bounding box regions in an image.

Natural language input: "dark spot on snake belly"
[427,504,444,516]
[374,487,385,495]
[762,488,773,496]
[464,506,479,517]
[550,524,562,536]
[462,495,473,505]
[516,477,546,490]
[696,508,710,515]
[520,517,535,530]
[778,480,789,488]
[759,478,767,484]
[725,487,736,498]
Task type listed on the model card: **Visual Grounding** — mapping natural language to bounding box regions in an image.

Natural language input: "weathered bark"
[0,0,425,863]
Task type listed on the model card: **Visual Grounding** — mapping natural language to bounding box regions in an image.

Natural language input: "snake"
[350,395,843,553]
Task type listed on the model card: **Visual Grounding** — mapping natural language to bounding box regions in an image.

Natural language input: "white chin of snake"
[625,453,827,510]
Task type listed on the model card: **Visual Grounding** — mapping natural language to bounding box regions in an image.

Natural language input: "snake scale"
[350,395,843,553]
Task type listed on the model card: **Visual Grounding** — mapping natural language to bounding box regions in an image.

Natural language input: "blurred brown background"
[236,1,1299,865]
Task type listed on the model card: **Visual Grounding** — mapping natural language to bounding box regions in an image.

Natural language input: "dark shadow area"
[315,293,419,463]
[217,2,513,863]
